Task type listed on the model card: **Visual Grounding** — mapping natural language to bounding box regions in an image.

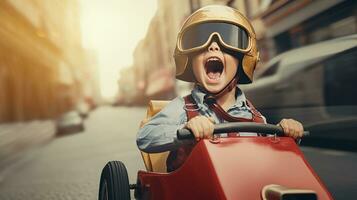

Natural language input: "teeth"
[206,57,220,63]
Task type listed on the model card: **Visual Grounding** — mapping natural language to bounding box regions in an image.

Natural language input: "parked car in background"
[76,101,91,118]
[56,111,84,136]
[241,34,357,143]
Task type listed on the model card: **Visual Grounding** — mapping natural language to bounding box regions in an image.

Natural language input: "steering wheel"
[177,122,309,140]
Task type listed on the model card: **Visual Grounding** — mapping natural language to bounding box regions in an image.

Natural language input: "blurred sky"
[79,0,158,99]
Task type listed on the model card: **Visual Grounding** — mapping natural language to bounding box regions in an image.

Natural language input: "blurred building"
[247,0,357,65]
[130,6,179,102]
[117,66,137,106]
[0,0,99,122]
[81,49,101,105]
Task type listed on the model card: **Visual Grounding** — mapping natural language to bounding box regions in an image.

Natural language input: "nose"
[208,41,220,52]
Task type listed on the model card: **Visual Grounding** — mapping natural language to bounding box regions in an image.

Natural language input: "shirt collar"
[191,85,247,108]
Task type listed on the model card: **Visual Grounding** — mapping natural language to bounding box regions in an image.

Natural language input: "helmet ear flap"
[175,54,196,82]
[241,47,259,84]
[174,53,188,76]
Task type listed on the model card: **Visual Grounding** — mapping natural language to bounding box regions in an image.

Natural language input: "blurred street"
[0,106,356,200]
[0,106,145,200]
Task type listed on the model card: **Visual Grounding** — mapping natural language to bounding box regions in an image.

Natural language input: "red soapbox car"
[98,101,333,200]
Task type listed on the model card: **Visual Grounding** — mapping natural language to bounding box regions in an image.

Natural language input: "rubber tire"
[98,161,130,200]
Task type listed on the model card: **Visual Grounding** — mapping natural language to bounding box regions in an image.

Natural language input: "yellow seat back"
[140,100,170,172]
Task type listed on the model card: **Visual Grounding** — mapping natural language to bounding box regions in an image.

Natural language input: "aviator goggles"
[178,22,251,54]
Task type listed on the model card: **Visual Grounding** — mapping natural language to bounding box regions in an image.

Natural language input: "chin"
[204,83,225,94]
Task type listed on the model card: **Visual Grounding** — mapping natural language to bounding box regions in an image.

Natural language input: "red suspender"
[166,95,199,172]
[183,95,200,120]
[246,99,265,123]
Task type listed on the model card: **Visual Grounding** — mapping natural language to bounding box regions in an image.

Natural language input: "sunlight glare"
[80,0,158,99]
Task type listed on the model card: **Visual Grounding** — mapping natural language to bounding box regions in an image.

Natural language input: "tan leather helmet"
[174,5,259,84]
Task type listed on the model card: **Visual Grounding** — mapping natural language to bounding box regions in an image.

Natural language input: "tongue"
[207,71,221,80]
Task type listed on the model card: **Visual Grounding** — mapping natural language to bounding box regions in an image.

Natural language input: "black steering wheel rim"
[177,122,286,140]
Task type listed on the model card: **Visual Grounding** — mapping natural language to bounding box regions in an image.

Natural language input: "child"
[137,5,303,172]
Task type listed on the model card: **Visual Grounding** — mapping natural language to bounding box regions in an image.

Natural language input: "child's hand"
[278,119,304,139]
[186,116,215,141]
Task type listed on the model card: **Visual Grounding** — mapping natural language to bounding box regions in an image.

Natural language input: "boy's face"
[192,41,238,93]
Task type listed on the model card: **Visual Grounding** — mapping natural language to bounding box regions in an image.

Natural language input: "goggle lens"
[181,22,249,51]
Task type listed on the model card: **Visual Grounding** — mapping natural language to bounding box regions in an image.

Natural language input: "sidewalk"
[0,120,56,181]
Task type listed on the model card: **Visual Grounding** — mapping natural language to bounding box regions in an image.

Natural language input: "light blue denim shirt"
[137,86,264,153]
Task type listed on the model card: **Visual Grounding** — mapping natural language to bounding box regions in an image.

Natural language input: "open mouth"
[205,57,224,81]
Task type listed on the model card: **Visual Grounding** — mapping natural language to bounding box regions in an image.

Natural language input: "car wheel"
[98,161,130,200]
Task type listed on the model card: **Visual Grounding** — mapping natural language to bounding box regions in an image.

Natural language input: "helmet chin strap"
[211,76,237,99]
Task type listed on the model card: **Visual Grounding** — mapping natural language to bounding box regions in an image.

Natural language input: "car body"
[56,111,84,135]
[135,136,332,200]
[98,102,333,200]
[241,34,357,141]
